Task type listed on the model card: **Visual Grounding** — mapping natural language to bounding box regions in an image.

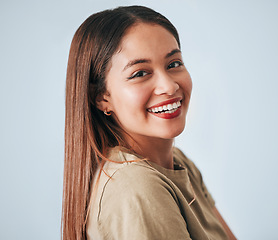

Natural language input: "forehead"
[115,23,179,59]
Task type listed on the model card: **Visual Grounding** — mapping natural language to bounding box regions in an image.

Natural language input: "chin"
[159,123,185,139]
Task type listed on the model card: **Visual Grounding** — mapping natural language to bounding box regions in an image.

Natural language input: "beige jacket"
[86,147,228,240]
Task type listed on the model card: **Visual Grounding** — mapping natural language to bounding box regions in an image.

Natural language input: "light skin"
[98,22,192,169]
[98,22,236,239]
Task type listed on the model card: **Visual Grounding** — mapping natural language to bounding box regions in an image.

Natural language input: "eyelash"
[167,60,184,69]
[127,60,184,80]
[127,70,149,80]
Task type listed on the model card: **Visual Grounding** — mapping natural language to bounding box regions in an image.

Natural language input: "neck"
[126,135,174,169]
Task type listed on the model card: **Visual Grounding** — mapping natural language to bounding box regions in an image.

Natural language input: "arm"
[213,207,237,240]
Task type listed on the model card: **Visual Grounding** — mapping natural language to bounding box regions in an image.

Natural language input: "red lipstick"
[147,97,182,119]
[148,97,182,109]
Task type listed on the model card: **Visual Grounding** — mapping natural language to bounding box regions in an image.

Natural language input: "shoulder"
[173,147,202,180]
[173,147,216,207]
[101,146,178,193]
[98,147,187,215]
[87,149,191,239]
[94,147,180,211]
[100,159,178,204]
[87,147,192,240]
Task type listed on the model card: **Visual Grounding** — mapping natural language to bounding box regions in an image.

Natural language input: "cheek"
[181,73,193,97]
[187,79,193,96]
[111,84,152,113]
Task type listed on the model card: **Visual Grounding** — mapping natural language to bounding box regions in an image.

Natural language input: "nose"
[153,71,179,96]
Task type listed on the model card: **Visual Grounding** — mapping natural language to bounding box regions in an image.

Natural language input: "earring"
[104,110,111,116]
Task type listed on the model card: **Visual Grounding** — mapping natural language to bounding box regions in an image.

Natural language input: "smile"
[147,100,181,113]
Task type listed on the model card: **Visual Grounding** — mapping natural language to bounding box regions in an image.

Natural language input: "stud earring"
[104,110,111,116]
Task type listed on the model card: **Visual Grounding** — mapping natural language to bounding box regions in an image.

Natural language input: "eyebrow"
[123,59,151,71]
[122,48,181,72]
[165,48,181,58]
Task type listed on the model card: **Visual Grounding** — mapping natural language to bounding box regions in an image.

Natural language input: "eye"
[167,60,184,69]
[127,70,149,80]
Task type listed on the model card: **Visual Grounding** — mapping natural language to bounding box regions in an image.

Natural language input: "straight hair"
[62,5,181,239]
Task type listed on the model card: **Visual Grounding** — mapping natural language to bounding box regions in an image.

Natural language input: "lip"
[146,97,183,120]
[147,97,182,109]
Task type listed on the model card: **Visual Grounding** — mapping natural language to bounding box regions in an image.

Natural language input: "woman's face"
[101,23,192,143]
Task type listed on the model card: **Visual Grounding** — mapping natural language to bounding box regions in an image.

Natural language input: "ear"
[95,91,112,113]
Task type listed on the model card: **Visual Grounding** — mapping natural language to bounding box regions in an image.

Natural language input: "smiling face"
[99,22,192,146]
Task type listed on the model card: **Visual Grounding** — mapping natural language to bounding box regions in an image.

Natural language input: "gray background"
[1,0,277,239]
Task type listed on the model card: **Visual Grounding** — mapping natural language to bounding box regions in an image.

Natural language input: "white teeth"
[165,110,174,113]
[148,100,181,113]
[167,104,173,110]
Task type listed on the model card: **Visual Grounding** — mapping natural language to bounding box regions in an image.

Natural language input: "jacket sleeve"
[95,163,192,240]
[174,147,215,207]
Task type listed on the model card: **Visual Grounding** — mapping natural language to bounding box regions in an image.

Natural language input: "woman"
[62,5,236,240]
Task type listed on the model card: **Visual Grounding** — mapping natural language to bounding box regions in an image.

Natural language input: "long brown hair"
[62,5,181,239]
